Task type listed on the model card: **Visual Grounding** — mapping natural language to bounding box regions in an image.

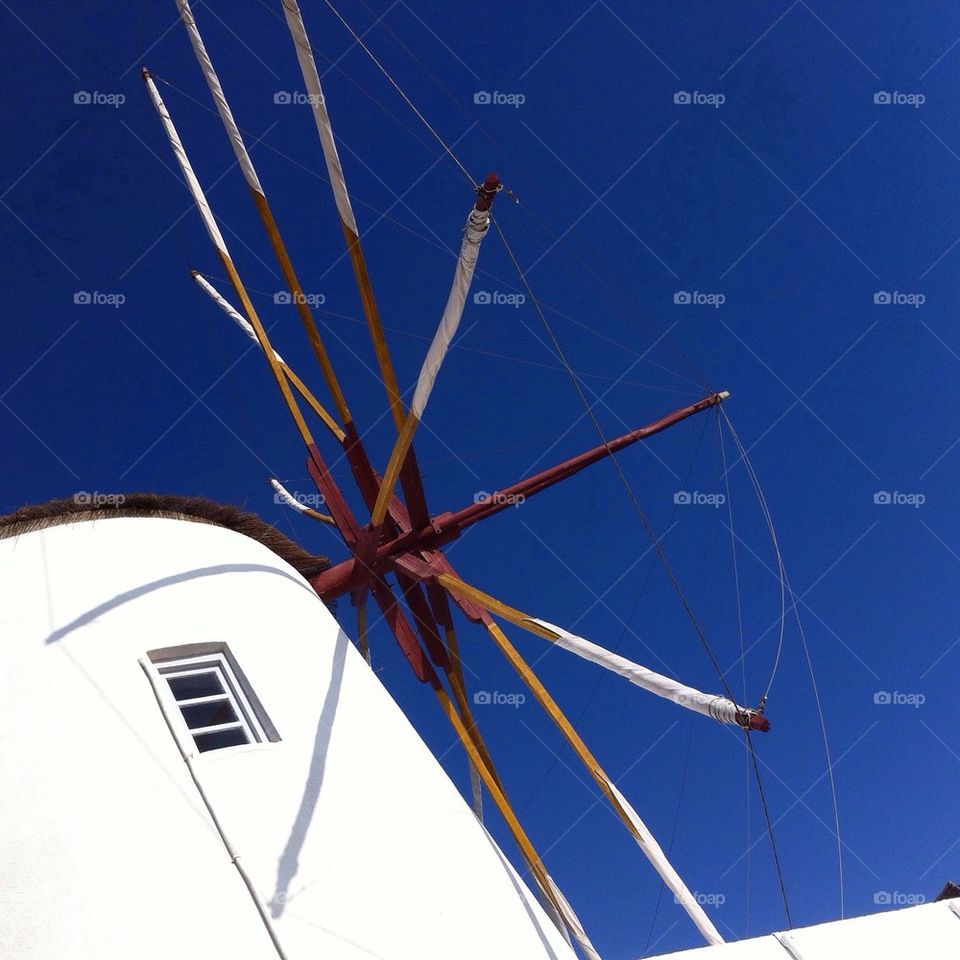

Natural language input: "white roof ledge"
[653,897,960,958]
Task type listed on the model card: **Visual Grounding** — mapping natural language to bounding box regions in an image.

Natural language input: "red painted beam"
[312,391,727,599]
[436,390,726,532]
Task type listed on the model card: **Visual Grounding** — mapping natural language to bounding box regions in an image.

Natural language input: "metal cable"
[491,213,737,705]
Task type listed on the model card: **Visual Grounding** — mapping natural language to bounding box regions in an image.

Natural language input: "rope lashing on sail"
[411,178,501,422]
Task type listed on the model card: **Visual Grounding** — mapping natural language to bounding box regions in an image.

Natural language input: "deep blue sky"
[3,1,960,955]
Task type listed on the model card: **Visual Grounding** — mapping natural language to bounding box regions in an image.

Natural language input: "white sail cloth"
[143,73,228,257]
[281,0,359,235]
[544,876,602,960]
[192,273,285,365]
[270,479,309,514]
[605,781,723,945]
[528,617,748,725]
[410,206,490,419]
[177,0,264,194]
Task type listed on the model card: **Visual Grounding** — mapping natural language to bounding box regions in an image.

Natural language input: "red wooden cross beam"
[309,391,729,603]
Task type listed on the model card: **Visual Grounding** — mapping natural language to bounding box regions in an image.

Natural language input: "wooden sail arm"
[444,390,729,532]
[144,64,360,550]
[311,391,729,599]
[280,0,435,536]
[280,0,403,429]
[178,0,439,546]
[388,557,725,944]
[435,573,770,732]
[422,576,504,802]
[366,575,601,957]
[467,610,725,946]
[142,68,314,450]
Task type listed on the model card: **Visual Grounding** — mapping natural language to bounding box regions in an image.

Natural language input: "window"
[148,645,278,753]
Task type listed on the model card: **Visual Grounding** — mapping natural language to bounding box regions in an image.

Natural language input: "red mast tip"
[476,173,502,211]
[748,713,771,733]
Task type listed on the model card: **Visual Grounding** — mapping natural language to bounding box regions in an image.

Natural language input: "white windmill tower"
[0,495,581,959]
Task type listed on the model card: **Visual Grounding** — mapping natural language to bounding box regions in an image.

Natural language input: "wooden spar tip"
[738,709,771,733]
[140,66,152,81]
[476,173,501,211]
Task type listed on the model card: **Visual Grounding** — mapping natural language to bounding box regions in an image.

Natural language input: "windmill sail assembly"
[136,2,760,949]
[5,2,959,959]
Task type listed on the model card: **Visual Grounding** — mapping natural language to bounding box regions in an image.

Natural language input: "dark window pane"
[166,671,223,701]
[180,699,238,730]
[193,727,249,752]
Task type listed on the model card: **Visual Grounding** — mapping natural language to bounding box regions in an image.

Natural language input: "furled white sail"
[410,205,491,419]
[176,0,264,194]
[529,617,759,727]
[143,72,227,256]
[280,0,358,235]
[192,273,285,365]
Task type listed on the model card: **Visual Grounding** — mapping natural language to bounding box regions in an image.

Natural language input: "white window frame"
[144,643,279,754]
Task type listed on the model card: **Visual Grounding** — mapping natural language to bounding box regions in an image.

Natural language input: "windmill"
[135,1,780,954]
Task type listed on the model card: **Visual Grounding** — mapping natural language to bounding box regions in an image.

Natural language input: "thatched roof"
[0,493,330,577]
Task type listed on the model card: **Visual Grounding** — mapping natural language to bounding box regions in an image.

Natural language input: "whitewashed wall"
[0,515,577,960]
